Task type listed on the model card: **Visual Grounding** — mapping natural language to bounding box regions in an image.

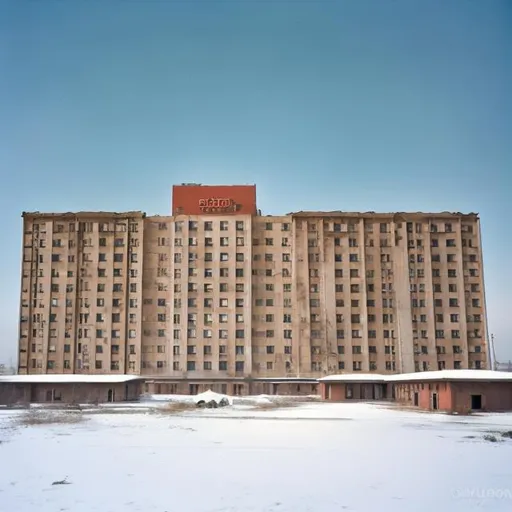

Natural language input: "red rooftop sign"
[172,185,257,216]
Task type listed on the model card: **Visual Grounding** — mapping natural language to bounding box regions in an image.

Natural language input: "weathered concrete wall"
[142,380,317,396]
[0,383,31,405]
[0,381,141,405]
[319,382,386,401]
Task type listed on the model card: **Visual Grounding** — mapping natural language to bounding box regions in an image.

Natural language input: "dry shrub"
[158,401,197,414]
[87,407,151,416]
[17,410,86,426]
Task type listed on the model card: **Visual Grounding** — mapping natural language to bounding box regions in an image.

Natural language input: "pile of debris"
[194,390,231,409]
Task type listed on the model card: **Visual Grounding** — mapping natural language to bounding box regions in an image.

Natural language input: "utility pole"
[490,334,497,370]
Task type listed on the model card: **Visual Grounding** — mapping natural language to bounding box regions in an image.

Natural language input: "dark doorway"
[107,389,115,402]
[414,392,419,406]
[471,394,482,410]
[30,385,37,402]
[432,393,438,410]
[273,384,279,395]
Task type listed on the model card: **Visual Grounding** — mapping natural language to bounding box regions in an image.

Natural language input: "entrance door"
[471,394,482,410]
[107,389,115,402]
[413,392,419,406]
[432,393,438,410]
[30,385,37,402]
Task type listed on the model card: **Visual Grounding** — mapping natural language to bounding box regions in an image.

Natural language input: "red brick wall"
[328,383,346,400]
[450,381,512,413]
[394,381,512,413]
[394,381,452,411]
[172,185,257,215]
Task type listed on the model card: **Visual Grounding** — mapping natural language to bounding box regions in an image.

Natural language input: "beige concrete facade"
[19,212,145,375]
[18,200,490,385]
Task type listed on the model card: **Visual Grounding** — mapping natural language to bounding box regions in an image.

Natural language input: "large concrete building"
[17,184,490,394]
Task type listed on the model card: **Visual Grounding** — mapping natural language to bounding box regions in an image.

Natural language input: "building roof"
[288,211,479,219]
[386,370,512,383]
[22,211,145,219]
[319,370,512,384]
[0,374,141,384]
[251,377,318,383]
[319,373,388,383]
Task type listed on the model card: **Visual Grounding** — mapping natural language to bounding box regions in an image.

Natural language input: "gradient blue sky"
[0,0,510,364]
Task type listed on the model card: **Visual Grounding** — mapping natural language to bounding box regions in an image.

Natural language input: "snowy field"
[1,399,512,512]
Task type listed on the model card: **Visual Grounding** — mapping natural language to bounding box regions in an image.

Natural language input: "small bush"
[501,430,512,439]
[483,434,499,443]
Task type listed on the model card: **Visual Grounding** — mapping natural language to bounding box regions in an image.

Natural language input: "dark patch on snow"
[52,477,71,486]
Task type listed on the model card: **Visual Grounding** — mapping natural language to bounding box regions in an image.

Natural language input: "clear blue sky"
[0,0,510,364]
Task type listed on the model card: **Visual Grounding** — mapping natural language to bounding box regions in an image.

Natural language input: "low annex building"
[319,370,512,413]
[318,373,389,401]
[0,375,317,405]
[389,370,512,413]
[0,374,142,405]
[142,377,318,397]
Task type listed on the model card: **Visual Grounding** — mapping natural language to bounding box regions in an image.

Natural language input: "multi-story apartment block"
[19,212,145,375]
[17,185,490,394]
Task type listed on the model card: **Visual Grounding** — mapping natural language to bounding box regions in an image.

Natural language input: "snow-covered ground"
[1,400,512,512]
